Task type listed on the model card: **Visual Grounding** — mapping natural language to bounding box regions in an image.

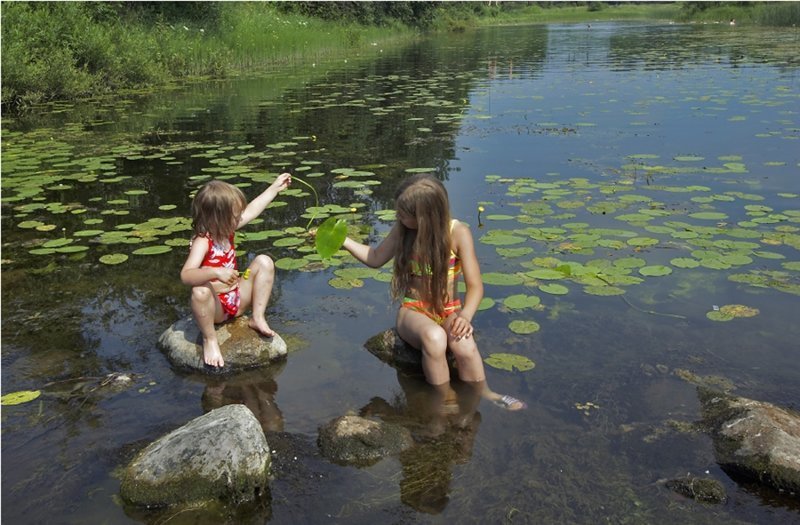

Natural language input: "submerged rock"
[318,414,414,467]
[158,315,287,373]
[665,476,727,504]
[120,404,270,507]
[364,328,454,371]
[698,387,800,494]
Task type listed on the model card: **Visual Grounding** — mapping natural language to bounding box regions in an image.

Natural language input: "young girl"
[342,174,526,410]
[181,173,292,368]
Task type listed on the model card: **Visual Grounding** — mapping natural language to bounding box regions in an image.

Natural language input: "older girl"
[342,174,525,410]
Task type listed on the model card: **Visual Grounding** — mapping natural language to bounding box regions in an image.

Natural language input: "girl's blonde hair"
[391,174,452,314]
[191,180,247,241]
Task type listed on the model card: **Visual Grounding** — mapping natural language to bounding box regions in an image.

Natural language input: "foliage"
[679,1,800,26]
[5,1,796,111]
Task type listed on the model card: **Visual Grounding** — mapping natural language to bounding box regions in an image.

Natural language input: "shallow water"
[2,22,799,524]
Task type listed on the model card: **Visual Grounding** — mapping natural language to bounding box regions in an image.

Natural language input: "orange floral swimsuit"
[401,220,462,325]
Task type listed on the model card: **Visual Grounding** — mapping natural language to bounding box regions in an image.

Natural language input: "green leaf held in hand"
[315,216,347,259]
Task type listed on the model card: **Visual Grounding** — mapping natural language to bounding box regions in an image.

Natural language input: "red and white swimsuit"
[198,234,240,320]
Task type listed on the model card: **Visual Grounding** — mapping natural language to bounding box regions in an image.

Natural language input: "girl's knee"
[254,254,274,274]
[449,339,479,360]
[191,285,214,302]
[420,328,447,357]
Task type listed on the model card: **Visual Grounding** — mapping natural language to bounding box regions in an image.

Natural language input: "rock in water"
[318,414,414,467]
[665,476,727,504]
[364,328,454,371]
[158,315,287,373]
[120,404,271,507]
[698,387,800,493]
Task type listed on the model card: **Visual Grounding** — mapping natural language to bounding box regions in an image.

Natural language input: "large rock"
[120,404,270,507]
[318,414,414,467]
[698,387,800,493]
[364,328,454,371]
[159,315,287,373]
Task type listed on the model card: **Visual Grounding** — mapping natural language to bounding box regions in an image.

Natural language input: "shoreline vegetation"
[2,1,799,112]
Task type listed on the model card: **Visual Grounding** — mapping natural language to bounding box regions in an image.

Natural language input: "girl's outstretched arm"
[238,172,292,228]
[342,222,400,268]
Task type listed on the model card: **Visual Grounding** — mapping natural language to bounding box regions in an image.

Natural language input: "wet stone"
[318,414,414,467]
[698,387,800,494]
[364,328,454,371]
[158,315,287,374]
[120,404,271,507]
[665,476,727,504]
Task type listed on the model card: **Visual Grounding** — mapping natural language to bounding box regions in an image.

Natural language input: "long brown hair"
[391,174,452,314]
[191,180,246,242]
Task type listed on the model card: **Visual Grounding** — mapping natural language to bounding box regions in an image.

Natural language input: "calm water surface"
[2,23,799,524]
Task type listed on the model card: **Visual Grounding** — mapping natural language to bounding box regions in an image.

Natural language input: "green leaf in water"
[275,257,308,270]
[639,265,672,277]
[503,294,541,310]
[539,283,569,295]
[1,390,41,405]
[484,352,535,372]
[99,253,128,265]
[132,245,172,255]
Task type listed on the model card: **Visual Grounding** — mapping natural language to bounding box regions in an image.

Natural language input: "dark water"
[2,23,799,524]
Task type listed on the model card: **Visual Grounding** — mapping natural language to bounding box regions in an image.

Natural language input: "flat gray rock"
[120,404,270,507]
[159,315,287,373]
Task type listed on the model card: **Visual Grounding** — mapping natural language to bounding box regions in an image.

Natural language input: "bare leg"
[191,284,225,367]
[446,332,486,383]
[238,255,276,337]
[397,308,450,385]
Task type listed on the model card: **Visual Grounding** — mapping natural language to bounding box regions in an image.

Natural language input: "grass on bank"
[4,2,799,111]
[0,2,412,110]
[475,3,682,26]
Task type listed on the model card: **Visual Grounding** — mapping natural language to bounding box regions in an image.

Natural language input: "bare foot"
[249,317,276,338]
[203,339,225,368]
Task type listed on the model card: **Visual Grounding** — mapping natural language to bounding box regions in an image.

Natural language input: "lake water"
[2,22,799,524]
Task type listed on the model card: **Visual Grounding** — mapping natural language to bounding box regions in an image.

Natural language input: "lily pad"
[99,254,129,265]
[503,294,541,310]
[639,265,672,277]
[719,304,760,318]
[275,257,308,270]
[132,245,172,255]
[483,272,525,286]
[539,283,569,295]
[328,277,363,289]
[1,390,41,405]
[508,320,541,335]
[484,353,535,372]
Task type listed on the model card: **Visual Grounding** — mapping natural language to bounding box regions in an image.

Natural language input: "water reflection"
[200,364,286,433]
[359,372,483,514]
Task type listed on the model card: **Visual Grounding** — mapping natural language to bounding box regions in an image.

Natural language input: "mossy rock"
[318,414,414,467]
[665,476,727,504]
[120,404,270,507]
